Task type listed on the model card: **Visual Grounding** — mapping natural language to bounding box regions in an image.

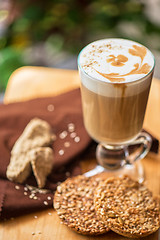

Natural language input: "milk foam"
[79,39,154,83]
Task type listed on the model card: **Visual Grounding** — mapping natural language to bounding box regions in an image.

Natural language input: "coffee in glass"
[78,39,155,181]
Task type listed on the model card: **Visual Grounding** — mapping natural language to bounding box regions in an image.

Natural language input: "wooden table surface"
[0,67,160,240]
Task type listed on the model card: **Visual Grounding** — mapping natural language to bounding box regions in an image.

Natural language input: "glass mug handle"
[96,132,152,170]
[124,131,152,164]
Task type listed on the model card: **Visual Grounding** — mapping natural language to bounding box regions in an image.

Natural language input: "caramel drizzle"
[107,54,128,67]
[94,45,151,82]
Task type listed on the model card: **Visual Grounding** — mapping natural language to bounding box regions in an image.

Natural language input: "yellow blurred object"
[4,66,80,104]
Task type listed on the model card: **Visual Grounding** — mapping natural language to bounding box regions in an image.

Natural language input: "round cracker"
[94,175,159,238]
[54,175,109,235]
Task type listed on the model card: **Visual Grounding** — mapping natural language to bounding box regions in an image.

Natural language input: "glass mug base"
[84,132,152,183]
[84,161,144,183]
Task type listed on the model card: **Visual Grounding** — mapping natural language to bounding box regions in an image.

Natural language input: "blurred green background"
[0,0,160,92]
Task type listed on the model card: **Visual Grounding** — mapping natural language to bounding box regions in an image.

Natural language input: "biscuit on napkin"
[11,118,55,155]
[6,118,55,188]
[29,147,53,188]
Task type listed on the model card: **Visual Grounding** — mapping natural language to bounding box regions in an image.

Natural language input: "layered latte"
[78,39,154,145]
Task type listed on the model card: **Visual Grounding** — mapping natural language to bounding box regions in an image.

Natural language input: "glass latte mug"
[78,39,155,181]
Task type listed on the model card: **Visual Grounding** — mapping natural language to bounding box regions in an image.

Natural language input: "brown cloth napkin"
[0,88,159,220]
[0,88,91,220]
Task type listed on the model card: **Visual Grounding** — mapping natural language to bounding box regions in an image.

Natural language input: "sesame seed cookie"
[94,175,159,238]
[54,175,109,235]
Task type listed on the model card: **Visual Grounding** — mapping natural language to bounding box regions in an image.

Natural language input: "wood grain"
[0,67,160,240]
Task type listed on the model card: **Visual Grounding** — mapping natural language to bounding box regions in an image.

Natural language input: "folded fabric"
[0,88,159,220]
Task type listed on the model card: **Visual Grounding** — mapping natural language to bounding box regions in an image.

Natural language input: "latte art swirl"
[79,39,154,83]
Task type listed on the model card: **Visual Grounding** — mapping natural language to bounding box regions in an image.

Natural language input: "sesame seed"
[48,212,52,216]
[74,136,80,143]
[59,149,64,156]
[47,104,54,112]
[47,196,51,200]
[15,185,20,190]
[33,196,38,200]
[59,131,67,139]
[24,187,28,191]
[31,232,35,235]
[70,132,76,138]
[68,123,75,132]
[24,192,27,195]
[44,201,48,205]
[34,216,38,219]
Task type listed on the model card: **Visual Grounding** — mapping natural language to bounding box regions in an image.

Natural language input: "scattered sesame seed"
[44,201,48,205]
[47,196,51,200]
[24,192,27,195]
[59,149,64,156]
[32,232,35,235]
[33,196,38,200]
[34,216,38,219]
[38,231,42,234]
[24,187,28,191]
[68,123,75,132]
[47,104,54,112]
[15,185,20,190]
[59,131,67,139]
[48,212,52,216]
[70,132,76,138]
[74,136,80,143]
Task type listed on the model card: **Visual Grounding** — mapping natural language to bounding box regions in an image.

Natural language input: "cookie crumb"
[64,141,70,148]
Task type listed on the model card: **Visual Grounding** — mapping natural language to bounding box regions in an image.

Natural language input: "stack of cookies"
[7,118,55,188]
[54,175,160,238]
